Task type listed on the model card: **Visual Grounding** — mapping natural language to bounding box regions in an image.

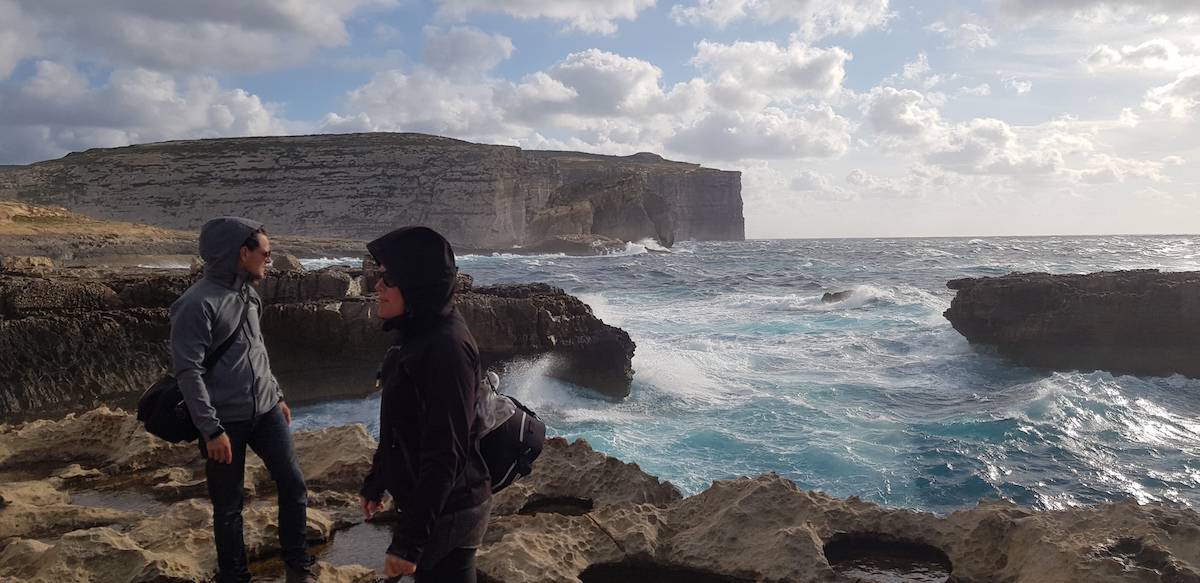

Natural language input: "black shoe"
[284,557,319,583]
[215,572,252,583]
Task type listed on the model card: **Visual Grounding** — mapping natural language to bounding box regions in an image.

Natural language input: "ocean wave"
[299,256,360,270]
[719,284,948,314]
[136,262,190,269]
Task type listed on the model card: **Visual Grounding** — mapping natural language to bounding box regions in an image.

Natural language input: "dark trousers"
[201,404,308,582]
[410,498,490,583]
[415,547,477,583]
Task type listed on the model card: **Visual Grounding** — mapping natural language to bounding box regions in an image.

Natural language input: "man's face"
[238,233,272,280]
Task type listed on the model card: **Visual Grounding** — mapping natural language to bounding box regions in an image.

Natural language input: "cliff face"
[0,134,744,250]
[944,270,1200,378]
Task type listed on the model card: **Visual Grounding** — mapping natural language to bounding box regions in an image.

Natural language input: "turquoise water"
[294,236,1200,513]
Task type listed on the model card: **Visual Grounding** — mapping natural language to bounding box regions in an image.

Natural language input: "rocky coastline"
[944,270,1200,378]
[0,260,635,419]
[1,407,1197,583]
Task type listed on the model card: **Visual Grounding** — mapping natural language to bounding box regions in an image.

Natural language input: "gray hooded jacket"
[169,217,282,439]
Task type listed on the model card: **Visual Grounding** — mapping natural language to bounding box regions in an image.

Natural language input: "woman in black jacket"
[360,226,491,582]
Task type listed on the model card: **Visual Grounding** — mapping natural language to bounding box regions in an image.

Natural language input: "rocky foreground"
[944,270,1200,378]
[0,261,634,419]
[1,408,1197,583]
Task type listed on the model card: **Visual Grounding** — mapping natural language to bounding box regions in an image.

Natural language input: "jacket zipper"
[245,290,259,420]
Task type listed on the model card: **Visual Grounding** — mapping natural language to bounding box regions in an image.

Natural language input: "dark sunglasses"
[378,270,401,288]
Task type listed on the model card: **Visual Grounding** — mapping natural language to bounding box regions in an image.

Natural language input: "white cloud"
[541,49,673,116]
[0,0,39,78]
[670,0,892,40]
[1072,153,1168,184]
[994,0,1200,23]
[666,105,851,160]
[689,38,851,104]
[790,168,832,191]
[926,20,996,51]
[1004,77,1033,94]
[0,60,287,164]
[862,86,942,137]
[324,48,714,154]
[926,118,1063,176]
[434,0,655,34]
[1143,68,1200,118]
[846,168,905,197]
[4,0,396,74]
[332,68,515,139]
[902,52,931,81]
[423,26,515,77]
[787,168,857,201]
[957,83,993,97]
[1086,39,1195,72]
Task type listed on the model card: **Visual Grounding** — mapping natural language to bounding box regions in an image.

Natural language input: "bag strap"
[200,295,253,371]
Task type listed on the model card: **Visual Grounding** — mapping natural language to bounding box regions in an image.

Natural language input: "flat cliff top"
[947,268,1200,291]
[40,132,506,163]
[4,132,723,174]
[0,202,365,261]
[0,202,185,238]
[526,148,710,171]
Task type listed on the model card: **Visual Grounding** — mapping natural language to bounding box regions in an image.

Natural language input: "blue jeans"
[201,404,309,582]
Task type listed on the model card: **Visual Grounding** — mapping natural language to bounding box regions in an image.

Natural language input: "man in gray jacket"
[170,216,315,583]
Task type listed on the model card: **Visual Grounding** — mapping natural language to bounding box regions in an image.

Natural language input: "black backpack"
[137,302,249,443]
[476,371,546,492]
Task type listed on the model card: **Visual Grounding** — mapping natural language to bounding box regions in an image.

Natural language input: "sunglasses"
[378,270,401,288]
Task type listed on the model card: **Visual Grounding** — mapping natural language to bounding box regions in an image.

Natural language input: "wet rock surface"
[944,270,1200,378]
[2,408,1197,582]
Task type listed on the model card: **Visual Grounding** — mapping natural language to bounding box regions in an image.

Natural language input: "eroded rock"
[1,267,634,417]
[2,408,1200,583]
[944,270,1200,378]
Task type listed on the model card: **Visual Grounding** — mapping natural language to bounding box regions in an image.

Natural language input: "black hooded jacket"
[360,226,490,563]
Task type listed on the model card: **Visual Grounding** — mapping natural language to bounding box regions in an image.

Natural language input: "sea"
[292,236,1200,514]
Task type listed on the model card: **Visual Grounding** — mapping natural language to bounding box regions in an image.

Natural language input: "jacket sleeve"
[361,440,388,502]
[387,337,476,563]
[169,299,224,440]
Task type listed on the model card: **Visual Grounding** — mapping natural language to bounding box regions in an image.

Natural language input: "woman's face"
[375,266,406,319]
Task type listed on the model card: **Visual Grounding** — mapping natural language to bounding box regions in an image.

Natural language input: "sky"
[1,0,1198,238]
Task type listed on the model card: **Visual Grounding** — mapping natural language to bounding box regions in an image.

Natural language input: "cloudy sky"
[1,0,1198,238]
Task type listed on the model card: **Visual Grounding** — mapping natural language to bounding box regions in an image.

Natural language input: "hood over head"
[199,216,263,287]
[367,226,458,327]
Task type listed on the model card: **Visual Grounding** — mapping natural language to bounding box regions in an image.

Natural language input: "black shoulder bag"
[137,300,251,443]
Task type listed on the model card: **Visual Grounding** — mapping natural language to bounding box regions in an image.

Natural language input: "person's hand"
[206,433,233,464]
[361,497,384,520]
[279,401,292,425]
[384,553,416,578]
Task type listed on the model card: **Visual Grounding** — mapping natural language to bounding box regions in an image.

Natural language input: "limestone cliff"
[0,134,744,250]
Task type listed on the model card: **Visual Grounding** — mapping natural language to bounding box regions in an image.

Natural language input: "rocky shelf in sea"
[944,269,1200,379]
[1,407,1197,583]
[0,260,635,419]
